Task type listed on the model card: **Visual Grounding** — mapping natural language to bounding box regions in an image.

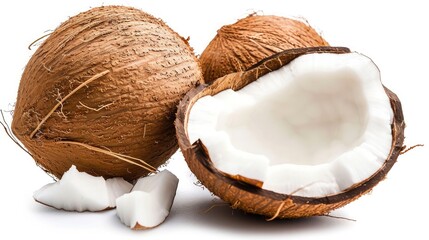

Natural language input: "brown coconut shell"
[12,6,202,181]
[175,46,405,218]
[199,15,329,84]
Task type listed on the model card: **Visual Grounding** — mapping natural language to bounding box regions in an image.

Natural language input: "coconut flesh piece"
[188,52,393,198]
[116,170,179,229]
[33,165,132,211]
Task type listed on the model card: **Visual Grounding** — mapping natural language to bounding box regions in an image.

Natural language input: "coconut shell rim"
[175,46,405,206]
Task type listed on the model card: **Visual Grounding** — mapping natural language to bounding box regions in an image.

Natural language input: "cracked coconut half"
[175,47,405,218]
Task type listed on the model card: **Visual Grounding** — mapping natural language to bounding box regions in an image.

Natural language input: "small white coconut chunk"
[188,52,393,197]
[106,178,133,208]
[116,170,179,229]
[33,165,132,211]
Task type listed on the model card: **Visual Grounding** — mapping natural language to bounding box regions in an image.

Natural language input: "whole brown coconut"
[199,15,329,84]
[175,47,405,219]
[12,6,202,181]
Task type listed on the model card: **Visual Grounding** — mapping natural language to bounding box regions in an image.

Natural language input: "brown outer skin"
[11,6,202,181]
[175,47,405,218]
[199,15,329,84]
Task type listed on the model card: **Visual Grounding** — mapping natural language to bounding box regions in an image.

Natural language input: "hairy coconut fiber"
[175,47,405,218]
[199,15,329,84]
[12,6,202,181]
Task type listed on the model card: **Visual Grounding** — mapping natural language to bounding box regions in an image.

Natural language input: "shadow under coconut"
[170,196,354,235]
[31,202,117,230]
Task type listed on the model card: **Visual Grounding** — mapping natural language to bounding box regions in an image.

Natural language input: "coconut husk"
[12,6,202,181]
[199,15,329,84]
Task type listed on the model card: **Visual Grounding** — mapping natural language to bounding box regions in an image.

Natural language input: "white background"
[0,0,427,239]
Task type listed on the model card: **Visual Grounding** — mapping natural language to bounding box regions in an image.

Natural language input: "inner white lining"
[188,53,393,197]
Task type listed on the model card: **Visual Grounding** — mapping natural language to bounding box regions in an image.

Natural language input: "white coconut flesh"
[116,170,179,229]
[106,177,134,208]
[33,165,132,211]
[188,52,393,197]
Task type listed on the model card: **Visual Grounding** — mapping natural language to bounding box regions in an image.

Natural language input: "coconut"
[199,15,328,84]
[11,6,202,181]
[175,47,405,218]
